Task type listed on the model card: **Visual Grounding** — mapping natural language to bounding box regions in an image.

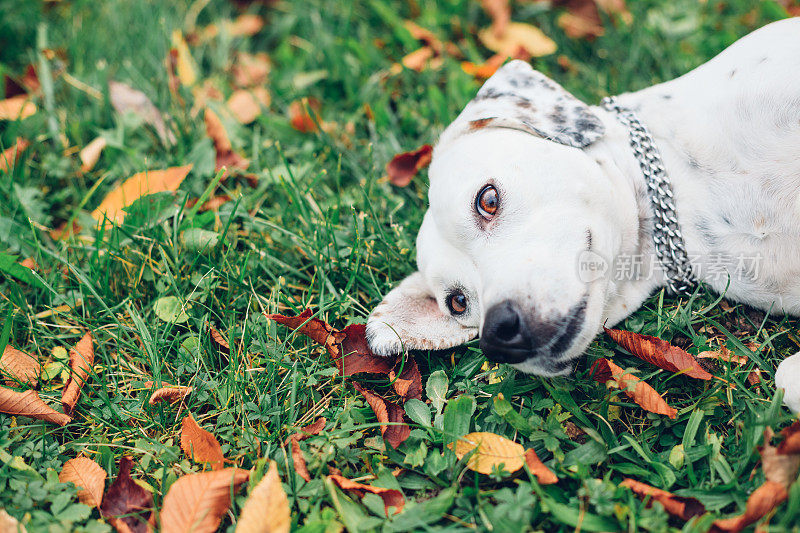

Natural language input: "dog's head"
[367,60,631,376]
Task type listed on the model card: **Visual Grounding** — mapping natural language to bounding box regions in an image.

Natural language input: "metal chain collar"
[601,96,695,295]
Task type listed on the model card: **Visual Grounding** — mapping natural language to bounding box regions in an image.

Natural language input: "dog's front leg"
[776,353,800,413]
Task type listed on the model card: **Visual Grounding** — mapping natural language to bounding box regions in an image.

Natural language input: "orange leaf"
[59,457,107,508]
[480,0,511,37]
[353,383,410,448]
[61,332,95,417]
[711,480,787,532]
[1,344,40,386]
[461,54,508,80]
[0,387,70,425]
[100,456,154,533]
[160,468,250,533]
[389,356,422,401]
[604,327,712,380]
[0,94,37,120]
[621,478,706,521]
[524,449,558,484]
[267,309,345,361]
[148,385,193,405]
[697,347,760,385]
[205,108,250,173]
[186,195,231,212]
[288,98,321,133]
[92,165,193,224]
[399,47,440,72]
[328,474,405,516]
[589,358,677,418]
[403,21,444,54]
[386,144,432,187]
[236,460,290,533]
[478,22,556,58]
[231,52,271,89]
[0,138,29,172]
[227,88,270,124]
[79,137,107,173]
[778,420,800,455]
[181,414,227,470]
[759,427,800,488]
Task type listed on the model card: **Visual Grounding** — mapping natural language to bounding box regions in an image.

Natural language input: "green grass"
[2,0,800,531]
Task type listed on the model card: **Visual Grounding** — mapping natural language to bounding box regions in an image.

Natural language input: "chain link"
[601,96,695,295]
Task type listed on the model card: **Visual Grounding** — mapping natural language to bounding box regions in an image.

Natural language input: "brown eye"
[476,185,499,219]
[446,291,467,315]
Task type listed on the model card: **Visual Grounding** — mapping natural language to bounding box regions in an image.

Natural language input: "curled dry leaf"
[160,468,250,533]
[235,461,290,533]
[697,346,760,385]
[0,138,30,172]
[109,80,175,145]
[286,417,327,482]
[524,449,558,484]
[621,478,706,521]
[759,427,800,488]
[92,165,193,224]
[386,144,433,187]
[288,98,322,133]
[205,108,250,173]
[59,457,107,508]
[328,474,405,516]
[451,432,526,475]
[148,385,193,405]
[267,309,345,361]
[208,324,230,353]
[389,356,422,401]
[1,345,40,386]
[61,332,94,417]
[338,324,396,376]
[590,358,677,419]
[0,95,37,121]
[227,88,270,124]
[478,22,556,58]
[181,414,227,470]
[100,456,154,533]
[0,387,71,425]
[79,137,107,173]
[778,420,800,455]
[711,480,787,532]
[604,327,712,380]
[353,383,410,449]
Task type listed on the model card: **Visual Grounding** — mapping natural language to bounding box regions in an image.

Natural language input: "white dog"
[366,19,800,410]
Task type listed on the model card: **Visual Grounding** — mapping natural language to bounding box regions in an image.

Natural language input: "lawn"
[1,0,800,531]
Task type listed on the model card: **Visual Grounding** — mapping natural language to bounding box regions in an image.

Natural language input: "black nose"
[480,301,532,364]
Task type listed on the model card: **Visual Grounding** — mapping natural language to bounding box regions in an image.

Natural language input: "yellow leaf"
[92,165,192,224]
[450,432,525,475]
[479,22,557,58]
[171,30,197,87]
[235,461,290,533]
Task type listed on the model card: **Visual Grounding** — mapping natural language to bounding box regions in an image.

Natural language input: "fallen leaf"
[339,324,396,376]
[181,414,227,470]
[403,21,444,54]
[267,309,345,361]
[235,460,290,533]
[148,385,193,405]
[389,356,422,400]
[0,387,71,425]
[0,509,24,533]
[61,332,94,417]
[59,457,107,508]
[759,427,800,488]
[353,383,410,448]
[524,449,558,484]
[288,98,322,133]
[697,347,760,385]
[480,0,511,37]
[621,478,706,521]
[205,108,250,173]
[386,144,433,187]
[92,164,193,224]
[200,14,265,41]
[0,95,37,121]
[160,468,250,533]
[778,420,800,455]
[79,137,107,173]
[328,474,404,516]
[4,64,39,98]
[227,88,270,124]
[1,345,40,386]
[479,22,556,58]
[100,456,154,533]
[208,325,230,353]
[109,80,175,145]
[18,257,37,271]
[0,137,30,173]
[711,480,787,532]
[186,195,232,212]
[399,46,442,72]
[231,52,271,89]
[286,417,326,483]
[604,327,712,380]
[451,432,526,475]
[589,358,677,419]
[554,0,632,40]
[461,54,508,80]
[171,30,197,87]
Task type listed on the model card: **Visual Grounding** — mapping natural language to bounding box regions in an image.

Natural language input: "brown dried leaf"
[235,461,290,533]
[4,64,39,98]
[0,138,30,172]
[339,324,396,376]
[185,195,231,212]
[451,432,525,475]
[621,478,706,521]
[353,383,410,448]
[478,22,556,58]
[389,357,422,400]
[480,0,511,37]
[288,98,322,133]
[697,347,760,385]
[100,456,154,533]
[205,108,250,173]
[267,309,345,361]
[589,358,677,418]
[59,457,107,508]
[399,47,440,72]
[286,417,327,482]
[0,387,70,425]
[160,468,250,533]
[0,95,37,120]
[61,332,94,417]
[1,345,40,386]
[524,449,558,484]
[148,385,193,405]
[759,427,800,488]
[109,81,175,145]
[711,480,787,532]
[604,327,712,380]
[79,137,107,173]
[386,144,433,187]
[208,324,230,353]
[227,88,270,124]
[555,0,631,40]
[92,165,193,224]
[778,420,800,455]
[181,414,227,470]
[231,52,271,88]
[328,474,405,516]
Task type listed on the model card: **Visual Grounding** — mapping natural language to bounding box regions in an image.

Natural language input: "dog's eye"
[476,185,498,219]
[446,291,467,315]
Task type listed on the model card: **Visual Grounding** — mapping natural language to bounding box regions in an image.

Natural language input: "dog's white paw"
[364,319,404,357]
[775,352,800,413]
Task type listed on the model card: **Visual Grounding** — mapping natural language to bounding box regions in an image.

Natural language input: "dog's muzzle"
[479,298,587,364]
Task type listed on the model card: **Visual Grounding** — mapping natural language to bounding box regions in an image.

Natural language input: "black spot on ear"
[469,118,494,130]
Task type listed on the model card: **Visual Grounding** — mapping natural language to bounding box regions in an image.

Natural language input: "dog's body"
[367,19,800,409]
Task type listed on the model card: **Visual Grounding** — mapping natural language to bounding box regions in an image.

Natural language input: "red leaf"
[589,358,677,418]
[353,383,410,448]
[340,324,396,376]
[604,327,712,380]
[328,474,405,516]
[386,144,433,187]
[286,417,327,482]
[389,356,423,401]
[100,457,154,533]
[524,449,558,485]
[62,332,95,416]
[289,98,321,133]
[267,309,345,361]
[621,478,706,521]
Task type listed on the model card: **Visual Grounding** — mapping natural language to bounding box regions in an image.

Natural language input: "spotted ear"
[366,272,478,356]
[441,60,605,149]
